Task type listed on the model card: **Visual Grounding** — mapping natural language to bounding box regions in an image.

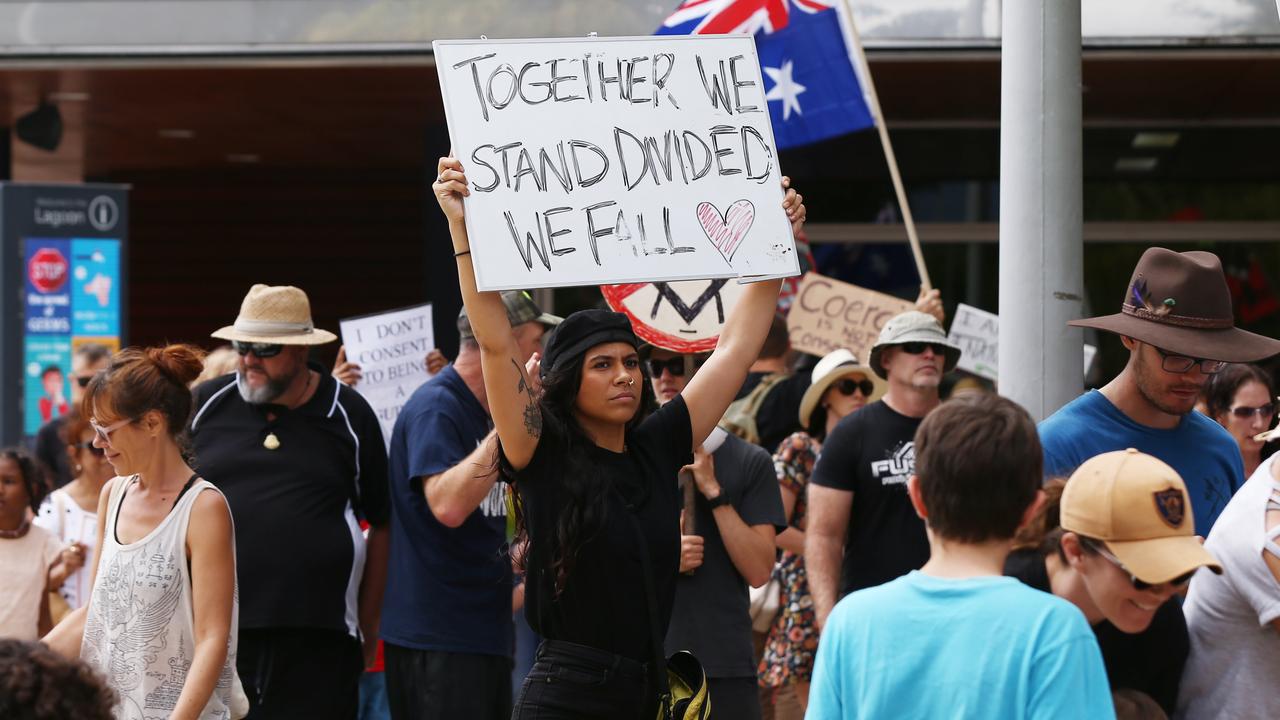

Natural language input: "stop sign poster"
[21,238,122,434]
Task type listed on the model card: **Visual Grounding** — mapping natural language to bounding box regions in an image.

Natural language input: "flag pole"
[832,0,932,291]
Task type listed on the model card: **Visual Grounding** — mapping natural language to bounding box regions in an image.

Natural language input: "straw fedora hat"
[798,349,887,428]
[211,284,337,346]
[1069,248,1280,362]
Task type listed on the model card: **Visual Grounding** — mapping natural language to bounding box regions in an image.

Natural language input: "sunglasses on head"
[834,378,875,397]
[898,342,947,356]
[73,441,106,457]
[1089,541,1196,591]
[1150,345,1227,375]
[645,356,705,378]
[232,341,284,359]
[1230,403,1276,420]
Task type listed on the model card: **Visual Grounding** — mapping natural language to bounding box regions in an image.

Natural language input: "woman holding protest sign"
[434,154,803,719]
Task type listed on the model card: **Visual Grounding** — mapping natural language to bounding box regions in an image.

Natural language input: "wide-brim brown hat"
[211,284,337,346]
[1069,247,1280,362]
[798,349,886,428]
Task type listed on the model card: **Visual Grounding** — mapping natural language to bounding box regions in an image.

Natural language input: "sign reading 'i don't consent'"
[434,35,801,291]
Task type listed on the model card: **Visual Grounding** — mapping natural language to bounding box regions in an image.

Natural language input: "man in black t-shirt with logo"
[805,311,962,630]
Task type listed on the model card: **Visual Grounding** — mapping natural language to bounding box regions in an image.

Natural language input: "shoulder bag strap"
[619,494,672,707]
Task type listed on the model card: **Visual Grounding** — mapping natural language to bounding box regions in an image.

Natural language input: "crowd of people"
[0,156,1277,720]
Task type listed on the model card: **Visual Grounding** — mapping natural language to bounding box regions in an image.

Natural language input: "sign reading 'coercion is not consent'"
[434,35,800,291]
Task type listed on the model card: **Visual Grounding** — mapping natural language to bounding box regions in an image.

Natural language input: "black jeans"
[383,642,513,720]
[238,627,363,720]
[513,640,656,720]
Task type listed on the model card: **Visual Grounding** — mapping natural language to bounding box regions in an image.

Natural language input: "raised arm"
[433,156,542,470]
[680,179,804,446]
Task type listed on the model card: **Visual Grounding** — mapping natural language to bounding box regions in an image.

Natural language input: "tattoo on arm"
[513,358,542,438]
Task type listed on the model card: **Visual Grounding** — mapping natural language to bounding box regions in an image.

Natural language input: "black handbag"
[620,496,711,720]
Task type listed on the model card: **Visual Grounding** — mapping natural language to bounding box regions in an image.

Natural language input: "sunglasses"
[89,417,134,446]
[1230,403,1276,420]
[232,341,284,359]
[73,441,106,457]
[834,378,875,397]
[645,356,705,378]
[75,376,93,389]
[1151,346,1227,375]
[1091,542,1196,591]
[898,342,947,356]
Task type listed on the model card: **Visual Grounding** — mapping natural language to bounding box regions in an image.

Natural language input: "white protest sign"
[434,35,800,291]
[338,304,435,447]
[786,273,915,360]
[948,303,1097,381]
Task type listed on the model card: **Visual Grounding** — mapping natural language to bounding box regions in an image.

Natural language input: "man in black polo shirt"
[191,284,390,720]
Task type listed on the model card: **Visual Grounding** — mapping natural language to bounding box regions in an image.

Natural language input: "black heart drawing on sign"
[650,281,730,326]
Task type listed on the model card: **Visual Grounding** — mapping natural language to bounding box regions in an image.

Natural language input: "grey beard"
[236,371,290,405]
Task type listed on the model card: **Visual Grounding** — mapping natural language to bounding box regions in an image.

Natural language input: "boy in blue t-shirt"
[809,394,1114,720]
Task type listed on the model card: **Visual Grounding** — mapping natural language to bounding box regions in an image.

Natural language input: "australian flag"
[657,0,876,149]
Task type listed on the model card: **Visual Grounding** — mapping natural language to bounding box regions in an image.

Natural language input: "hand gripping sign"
[434,34,800,291]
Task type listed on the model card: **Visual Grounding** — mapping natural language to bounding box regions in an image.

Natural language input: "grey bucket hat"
[866,310,962,380]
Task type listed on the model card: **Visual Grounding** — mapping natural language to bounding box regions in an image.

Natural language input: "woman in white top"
[35,414,116,614]
[44,344,245,720]
[1175,453,1280,720]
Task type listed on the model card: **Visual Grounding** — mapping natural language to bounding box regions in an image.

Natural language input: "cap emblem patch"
[1153,488,1185,528]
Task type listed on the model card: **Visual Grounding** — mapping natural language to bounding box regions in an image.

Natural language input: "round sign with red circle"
[28,248,69,293]
[601,280,747,353]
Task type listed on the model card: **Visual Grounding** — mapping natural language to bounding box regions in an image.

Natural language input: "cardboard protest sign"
[948,303,1098,381]
[434,35,800,291]
[338,304,435,447]
[787,273,914,360]
[601,279,746,353]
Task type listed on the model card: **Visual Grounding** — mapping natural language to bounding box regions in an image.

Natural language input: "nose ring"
[628,378,635,387]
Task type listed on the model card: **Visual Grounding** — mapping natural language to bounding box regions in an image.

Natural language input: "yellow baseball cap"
[1060,449,1222,584]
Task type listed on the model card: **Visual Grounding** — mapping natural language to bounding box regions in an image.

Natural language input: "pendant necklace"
[264,370,314,451]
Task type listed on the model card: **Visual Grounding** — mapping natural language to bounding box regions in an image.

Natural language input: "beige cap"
[1061,449,1222,584]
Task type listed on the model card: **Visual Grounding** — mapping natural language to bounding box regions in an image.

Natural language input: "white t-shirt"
[34,488,99,610]
[1176,455,1280,720]
[0,525,62,640]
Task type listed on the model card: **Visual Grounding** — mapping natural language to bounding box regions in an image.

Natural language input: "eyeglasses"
[89,417,134,446]
[1150,346,1227,375]
[835,378,875,397]
[73,441,106,457]
[645,356,705,378]
[232,341,284,359]
[1090,542,1196,591]
[1230,403,1276,420]
[898,342,947,356]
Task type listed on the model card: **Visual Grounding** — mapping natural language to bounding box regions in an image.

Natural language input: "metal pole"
[834,0,931,291]
[998,0,1084,420]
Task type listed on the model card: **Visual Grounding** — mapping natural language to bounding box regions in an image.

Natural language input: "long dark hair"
[506,349,657,596]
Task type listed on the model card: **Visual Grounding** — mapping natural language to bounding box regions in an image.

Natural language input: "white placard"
[434,35,800,291]
[339,303,436,447]
[947,303,1096,381]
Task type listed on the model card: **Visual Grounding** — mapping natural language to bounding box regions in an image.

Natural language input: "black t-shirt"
[1003,549,1189,715]
[663,433,786,677]
[190,367,390,634]
[810,400,929,595]
[509,396,693,663]
[736,371,810,452]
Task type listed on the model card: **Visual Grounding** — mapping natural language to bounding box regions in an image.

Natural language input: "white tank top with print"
[81,476,247,720]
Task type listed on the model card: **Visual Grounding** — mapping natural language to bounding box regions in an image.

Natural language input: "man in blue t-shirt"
[1040,248,1280,535]
[380,291,558,720]
[809,393,1113,720]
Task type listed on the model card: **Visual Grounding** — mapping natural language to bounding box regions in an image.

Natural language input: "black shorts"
[237,627,363,720]
[383,643,513,720]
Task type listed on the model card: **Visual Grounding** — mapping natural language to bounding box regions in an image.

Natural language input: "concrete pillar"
[998,0,1084,420]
